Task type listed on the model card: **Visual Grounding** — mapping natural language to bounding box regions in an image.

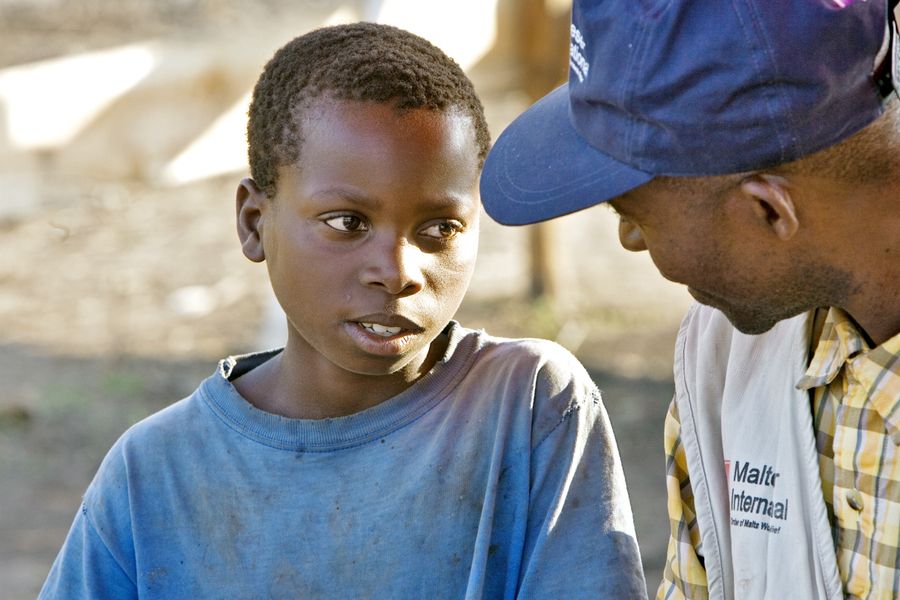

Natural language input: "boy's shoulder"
[85,368,221,488]
[115,378,211,448]
[464,325,595,389]
[113,349,279,448]
[456,325,602,434]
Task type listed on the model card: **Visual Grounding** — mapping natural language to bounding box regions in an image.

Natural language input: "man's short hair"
[247,22,491,198]
[651,98,900,198]
[774,98,900,185]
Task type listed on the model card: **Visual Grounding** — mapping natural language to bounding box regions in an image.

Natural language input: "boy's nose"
[617,217,648,252]
[361,236,426,296]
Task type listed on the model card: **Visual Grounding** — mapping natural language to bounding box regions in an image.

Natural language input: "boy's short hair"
[248,22,491,198]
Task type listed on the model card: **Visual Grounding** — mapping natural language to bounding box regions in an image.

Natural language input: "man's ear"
[737,173,799,241]
[236,178,268,263]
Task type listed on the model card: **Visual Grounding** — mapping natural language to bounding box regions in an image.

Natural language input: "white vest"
[673,304,843,600]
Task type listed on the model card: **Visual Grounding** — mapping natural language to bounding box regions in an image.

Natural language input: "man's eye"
[324,215,367,232]
[421,221,463,240]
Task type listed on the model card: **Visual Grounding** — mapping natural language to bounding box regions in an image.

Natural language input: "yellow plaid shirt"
[658,308,900,599]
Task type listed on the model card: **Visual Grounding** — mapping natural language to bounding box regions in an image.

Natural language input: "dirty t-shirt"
[39,323,646,599]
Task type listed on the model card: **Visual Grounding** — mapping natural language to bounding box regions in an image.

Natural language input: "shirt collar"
[797,308,867,389]
[849,335,900,445]
[797,307,900,444]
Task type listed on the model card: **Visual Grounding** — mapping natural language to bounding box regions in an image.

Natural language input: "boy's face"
[240,98,480,384]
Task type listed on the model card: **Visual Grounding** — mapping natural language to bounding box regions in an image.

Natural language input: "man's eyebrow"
[605,200,624,216]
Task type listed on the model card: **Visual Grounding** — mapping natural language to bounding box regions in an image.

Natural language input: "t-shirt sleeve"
[515,348,648,599]
[656,397,709,600]
[39,503,137,599]
[39,439,138,600]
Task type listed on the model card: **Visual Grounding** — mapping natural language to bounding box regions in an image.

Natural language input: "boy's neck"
[232,334,449,420]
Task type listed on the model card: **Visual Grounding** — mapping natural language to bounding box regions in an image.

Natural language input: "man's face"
[607,178,838,334]
[259,99,480,380]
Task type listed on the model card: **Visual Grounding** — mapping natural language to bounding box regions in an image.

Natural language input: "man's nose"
[360,235,426,296]
[617,217,648,252]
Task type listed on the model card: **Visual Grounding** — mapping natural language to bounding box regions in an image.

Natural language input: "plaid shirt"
[658,308,900,599]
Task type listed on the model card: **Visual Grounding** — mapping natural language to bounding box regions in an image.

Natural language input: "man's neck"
[842,283,900,348]
[805,179,899,347]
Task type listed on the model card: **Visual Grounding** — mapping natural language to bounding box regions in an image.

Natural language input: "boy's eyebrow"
[419,194,474,210]
[311,188,474,211]
[310,188,382,207]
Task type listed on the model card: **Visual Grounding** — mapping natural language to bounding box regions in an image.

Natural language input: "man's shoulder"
[679,303,813,344]
[675,304,816,396]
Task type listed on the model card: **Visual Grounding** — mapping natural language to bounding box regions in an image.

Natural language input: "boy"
[40,23,646,599]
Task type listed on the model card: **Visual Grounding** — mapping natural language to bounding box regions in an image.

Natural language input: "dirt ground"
[0,1,689,596]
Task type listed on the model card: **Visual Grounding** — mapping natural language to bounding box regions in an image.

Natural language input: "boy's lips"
[359,322,403,337]
[344,313,425,356]
[350,313,423,332]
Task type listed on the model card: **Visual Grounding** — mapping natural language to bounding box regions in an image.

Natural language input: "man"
[480,1,899,598]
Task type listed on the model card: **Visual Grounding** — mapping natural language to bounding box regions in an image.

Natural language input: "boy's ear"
[736,173,799,241]
[236,178,268,263]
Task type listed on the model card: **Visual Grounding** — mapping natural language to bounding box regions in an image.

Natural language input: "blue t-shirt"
[40,323,647,599]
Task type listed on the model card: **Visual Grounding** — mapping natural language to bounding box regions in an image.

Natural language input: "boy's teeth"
[361,322,402,337]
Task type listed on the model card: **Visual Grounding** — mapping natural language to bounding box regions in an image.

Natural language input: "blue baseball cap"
[481,0,892,225]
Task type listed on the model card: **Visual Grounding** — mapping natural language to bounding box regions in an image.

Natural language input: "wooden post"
[513,0,569,300]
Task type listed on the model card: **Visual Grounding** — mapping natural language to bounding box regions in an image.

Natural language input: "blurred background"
[0,0,694,596]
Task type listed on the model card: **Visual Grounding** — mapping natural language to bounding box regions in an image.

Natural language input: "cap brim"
[480,85,653,226]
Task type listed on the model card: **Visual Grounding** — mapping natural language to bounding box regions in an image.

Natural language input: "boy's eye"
[324,215,368,232]
[420,221,464,240]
